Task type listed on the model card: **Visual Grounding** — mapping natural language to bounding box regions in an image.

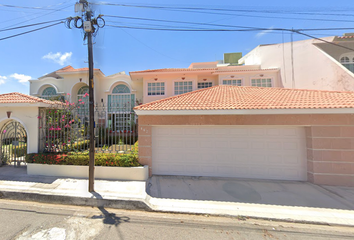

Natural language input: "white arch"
[107,81,132,93]
[0,117,30,154]
[69,82,88,102]
[339,52,354,63]
[36,83,59,96]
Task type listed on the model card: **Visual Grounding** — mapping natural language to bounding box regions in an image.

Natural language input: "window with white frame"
[251,78,272,87]
[223,79,242,86]
[174,81,193,95]
[198,82,212,89]
[339,53,354,72]
[107,84,136,131]
[148,82,165,95]
[41,86,62,100]
[77,86,89,117]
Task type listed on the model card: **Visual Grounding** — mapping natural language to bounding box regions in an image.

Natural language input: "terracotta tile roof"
[130,68,217,73]
[134,85,354,111]
[56,65,100,73]
[336,35,354,39]
[215,68,278,73]
[0,92,60,105]
[130,67,278,74]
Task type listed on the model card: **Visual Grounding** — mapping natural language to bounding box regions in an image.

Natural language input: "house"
[29,66,142,131]
[0,93,61,164]
[29,54,280,128]
[135,85,354,187]
[239,33,354,91]
[129,53,281,104]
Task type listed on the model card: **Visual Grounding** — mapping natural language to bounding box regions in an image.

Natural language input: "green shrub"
[26,150,141,167]
[14,144,27,157]
[26,153,66,165]
[62,140,90,152]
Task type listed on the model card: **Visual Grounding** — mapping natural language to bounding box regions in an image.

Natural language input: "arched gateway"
[0,120,27,166]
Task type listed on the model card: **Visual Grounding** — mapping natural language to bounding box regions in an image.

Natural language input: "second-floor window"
[251,78,272,87]
[198,82,212,89]
[41,87,59,100]
[174,81,193,95]
[223,79,242,86]
[340,55,354,73]
[148,82,165,95]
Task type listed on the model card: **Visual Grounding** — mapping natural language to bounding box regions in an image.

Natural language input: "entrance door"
[0,120,27,167]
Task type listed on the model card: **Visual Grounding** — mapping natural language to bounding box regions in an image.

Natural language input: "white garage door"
[152,126,307,181]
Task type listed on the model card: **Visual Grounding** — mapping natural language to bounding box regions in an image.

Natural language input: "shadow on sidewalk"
[0,165,58,184]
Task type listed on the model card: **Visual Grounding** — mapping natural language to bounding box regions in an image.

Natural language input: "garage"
[135,85,354,186]
[152,125,307,181]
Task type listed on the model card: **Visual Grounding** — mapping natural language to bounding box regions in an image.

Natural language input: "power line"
[106,23,354,53]
[0,19,66,32]
[0,3,68,11]
[293,31,354,52]
[0,22,63,41]
[106,24,279,32]
[0,3,72,30]
[93,3,354,23]
[106,20,214,30]
[104,15,264,30]
[104,15,354,32]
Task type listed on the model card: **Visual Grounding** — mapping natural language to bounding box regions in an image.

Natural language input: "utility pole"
[68,0,105,192]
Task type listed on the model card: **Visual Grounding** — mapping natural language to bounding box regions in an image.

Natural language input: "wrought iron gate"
[0,120,27,167]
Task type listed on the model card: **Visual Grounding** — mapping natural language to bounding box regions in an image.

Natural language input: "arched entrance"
[0,120,27,167]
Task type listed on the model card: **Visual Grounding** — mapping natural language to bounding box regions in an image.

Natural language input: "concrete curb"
[0,190,151,211]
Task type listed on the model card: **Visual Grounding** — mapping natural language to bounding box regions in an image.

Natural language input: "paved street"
[1,199,354,240]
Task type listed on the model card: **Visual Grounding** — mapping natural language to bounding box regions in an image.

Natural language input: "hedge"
[26,151,141,167]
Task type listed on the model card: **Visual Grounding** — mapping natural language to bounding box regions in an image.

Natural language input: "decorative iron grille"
[38,102,137,154]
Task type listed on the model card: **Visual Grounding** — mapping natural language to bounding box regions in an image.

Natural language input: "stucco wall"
[135,70,280,104]
[29,71,143,105]
[0,106,40,154]
[138,114,354,186]
[242,38,354,91]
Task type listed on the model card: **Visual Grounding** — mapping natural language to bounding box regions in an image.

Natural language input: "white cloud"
[42,52,72,65]
[10,73,31,84]
[0,76,6,85]
[256,27,274,38]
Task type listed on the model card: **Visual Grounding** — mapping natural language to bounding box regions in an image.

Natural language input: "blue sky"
[1,0,354,94]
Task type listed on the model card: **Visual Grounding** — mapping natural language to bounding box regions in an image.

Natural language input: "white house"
[239,34,354,91]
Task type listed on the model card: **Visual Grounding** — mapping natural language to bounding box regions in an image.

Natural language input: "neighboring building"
[130,53,281,104]
[239,33,354,91]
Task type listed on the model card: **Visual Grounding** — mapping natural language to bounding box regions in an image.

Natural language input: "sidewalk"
[1,165,354,227]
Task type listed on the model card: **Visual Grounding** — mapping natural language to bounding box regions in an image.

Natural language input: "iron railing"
[38,102,138,154]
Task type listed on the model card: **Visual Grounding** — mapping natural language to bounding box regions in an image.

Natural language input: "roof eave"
[130,69,216,75]
[135,108,354,116]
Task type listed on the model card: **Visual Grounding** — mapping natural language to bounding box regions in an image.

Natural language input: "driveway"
[147,175,354,210]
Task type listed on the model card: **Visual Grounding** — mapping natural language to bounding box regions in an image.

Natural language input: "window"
[174,81,193,95]
[108,84,136,131]
[77,86,89,116]
[341,57,350,63]
[223,79,242,86]
[108,113,133,131]
[198,82,212,89]
[108,84,135,111]
[339,54,354,73]
[41,87,59,100]
[148,82,165,95]
[112,84,130,94]
[251,78,272,87]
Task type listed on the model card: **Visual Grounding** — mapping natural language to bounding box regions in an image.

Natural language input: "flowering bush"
[26,150,141,167]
